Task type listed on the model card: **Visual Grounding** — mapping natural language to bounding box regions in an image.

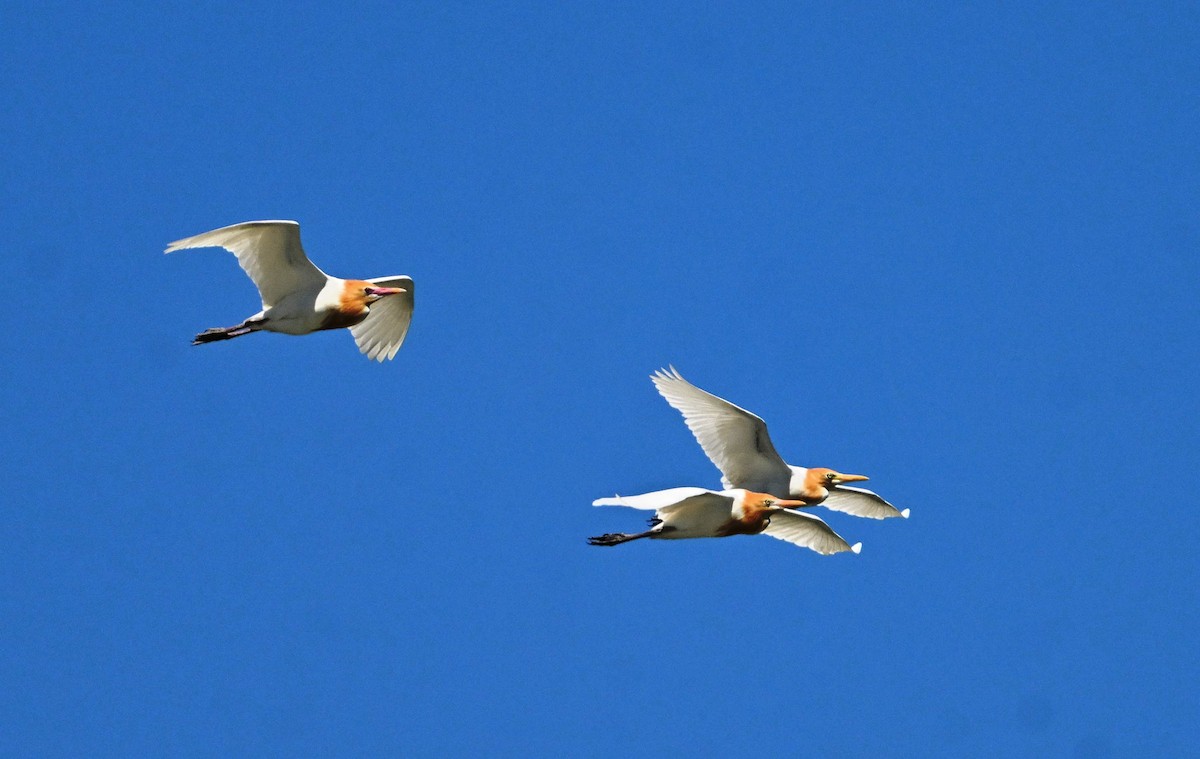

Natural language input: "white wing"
[165,220,327,308]
[822,485,910,520]
[763,510,862,555]
[350,275,415,362]
[592,487,718,511]
[652,367,792,492]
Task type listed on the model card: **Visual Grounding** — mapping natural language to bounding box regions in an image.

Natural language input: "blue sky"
[1,2,1197,756]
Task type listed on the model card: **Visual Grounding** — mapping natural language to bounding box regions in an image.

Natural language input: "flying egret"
[166,220,414,361]
[651,368,909,519]
[589,487,862,555]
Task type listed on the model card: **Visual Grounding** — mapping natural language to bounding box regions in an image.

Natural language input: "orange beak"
[774,499,809,509]
[835,473,869,484]
[365,286,406,297]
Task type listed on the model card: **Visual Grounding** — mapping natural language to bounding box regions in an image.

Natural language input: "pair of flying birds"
[168,219,907,555]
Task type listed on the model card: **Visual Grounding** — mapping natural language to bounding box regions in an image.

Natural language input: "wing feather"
[763,510,862,555]
[350,275,415,362]
[592,487,718,511]
[651,367,791,492]
[822,485,909,519]
[165,220,327,308]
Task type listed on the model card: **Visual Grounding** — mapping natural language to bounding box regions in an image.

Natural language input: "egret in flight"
[166,220,414,361]
[651,368,908,519]
[589,487,862,555]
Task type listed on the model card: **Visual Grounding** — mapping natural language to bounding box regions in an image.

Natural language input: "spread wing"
[763,510,862,555]
[592,487,719,512]
[165,220,327,309]
[822,485,910,520]
[651,367,791,492]
[350,275,414,362]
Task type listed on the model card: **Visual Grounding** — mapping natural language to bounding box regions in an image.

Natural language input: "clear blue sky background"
[1,2,1197,756]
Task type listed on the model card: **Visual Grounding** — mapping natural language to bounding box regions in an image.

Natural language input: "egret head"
[341,280,406,312]
[746,492,808,511]
[810,468,869,487]
[362,284,406,303]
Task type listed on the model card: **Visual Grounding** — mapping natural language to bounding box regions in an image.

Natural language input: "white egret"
[651,368,908,519]
[590,487,862,555]
[166,220,414,361]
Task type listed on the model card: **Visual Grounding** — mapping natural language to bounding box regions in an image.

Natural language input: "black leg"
[587,530,655,547]
[192,321,260,345]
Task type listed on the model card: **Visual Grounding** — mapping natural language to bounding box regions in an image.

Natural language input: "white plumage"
[591,488,862,555]
[348,275,415,362]
[166,220,414,362]
[651,367,908,519]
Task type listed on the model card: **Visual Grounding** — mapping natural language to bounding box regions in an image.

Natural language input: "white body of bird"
[590,487,862,555]
[651,367,909,519]
[166,220,414,361]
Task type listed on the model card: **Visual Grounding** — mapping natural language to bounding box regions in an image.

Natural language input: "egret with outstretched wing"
[589,487,862,556]
[651,368,908,520]
[166,220,414,362]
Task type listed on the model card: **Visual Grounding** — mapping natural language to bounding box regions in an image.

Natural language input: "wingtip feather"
[850,542,863,554]
[650,365,683,383]
[901,508,911,518]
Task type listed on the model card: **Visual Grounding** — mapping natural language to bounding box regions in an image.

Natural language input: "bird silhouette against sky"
[166,220,414,362]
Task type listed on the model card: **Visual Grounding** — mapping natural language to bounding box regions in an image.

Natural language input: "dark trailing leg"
[588,530,654,547]
[192,322,259,345]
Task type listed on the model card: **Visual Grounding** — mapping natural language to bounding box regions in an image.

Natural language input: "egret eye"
[763,499,775,507]
[825,472,837,481]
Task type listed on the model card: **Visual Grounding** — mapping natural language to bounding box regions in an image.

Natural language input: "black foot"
[193,327,231,345]
[588,533,632,547]
[192,325,254,345]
